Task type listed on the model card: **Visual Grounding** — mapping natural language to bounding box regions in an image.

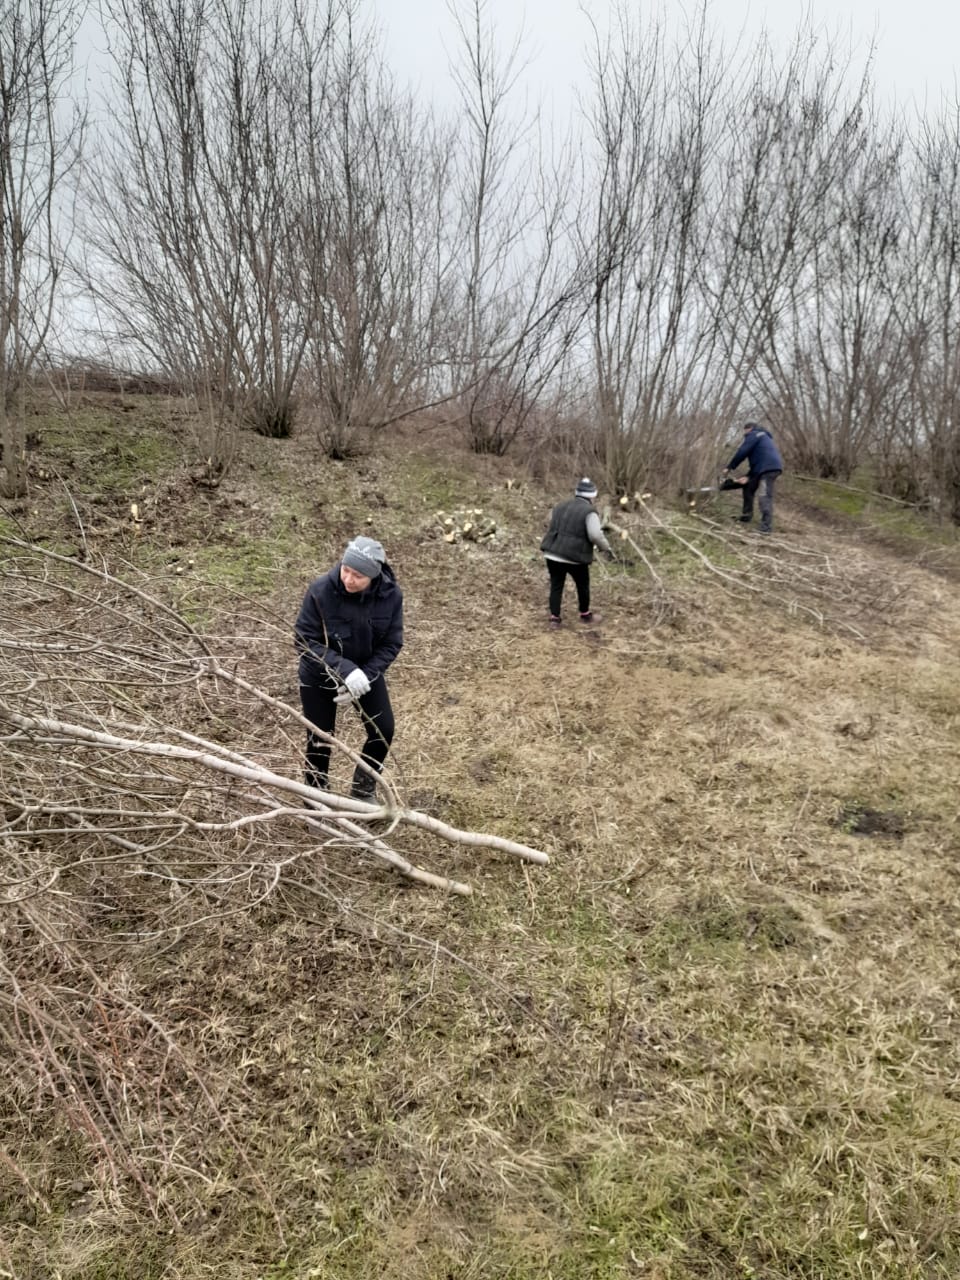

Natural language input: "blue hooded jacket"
[727,425,783,476]
[295,561,403,688]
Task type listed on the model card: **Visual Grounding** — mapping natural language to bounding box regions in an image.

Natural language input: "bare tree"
[710,40,834,423]
[442,0,581,456]
[82,0,342,473]
[292,10,455,457]
[581,5,731,494]
[729,57,903,479]
[889,104,960,517]
[0,0,83,497]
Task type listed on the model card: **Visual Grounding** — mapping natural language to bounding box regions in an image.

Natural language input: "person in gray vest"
[540,477,613,627]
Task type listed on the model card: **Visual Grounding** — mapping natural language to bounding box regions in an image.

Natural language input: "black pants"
[546,558,590,617]
[299,678,395,788]
[741,470,781,530]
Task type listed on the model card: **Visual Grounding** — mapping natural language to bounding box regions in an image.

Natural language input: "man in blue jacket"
[723,422,784,534]
[295,536,403,801]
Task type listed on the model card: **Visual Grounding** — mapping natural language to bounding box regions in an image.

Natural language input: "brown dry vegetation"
[2,396,960,1279]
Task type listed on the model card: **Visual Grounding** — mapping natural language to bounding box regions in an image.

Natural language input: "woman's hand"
[344,668,371,698]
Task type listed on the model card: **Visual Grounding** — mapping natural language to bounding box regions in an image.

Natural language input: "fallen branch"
[2,706,549,884]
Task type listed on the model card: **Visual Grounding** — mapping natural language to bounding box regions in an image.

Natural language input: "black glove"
[604,547,635,567]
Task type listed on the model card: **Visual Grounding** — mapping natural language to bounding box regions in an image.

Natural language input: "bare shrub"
[441,0,582,457]
[0,0,84,497]
[81,0,344,470]
[582,7,734,495]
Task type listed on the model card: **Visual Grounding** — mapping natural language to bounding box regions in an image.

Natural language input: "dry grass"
[2,404,960,1278]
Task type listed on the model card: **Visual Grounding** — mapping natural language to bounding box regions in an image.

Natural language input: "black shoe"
[305,771,328,792]
[737,515,753,523]
[350,768,378,801]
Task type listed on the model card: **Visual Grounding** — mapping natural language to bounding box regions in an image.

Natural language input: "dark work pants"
[299,678,395,788]
[546,558,590,617]
[741,470,781,530]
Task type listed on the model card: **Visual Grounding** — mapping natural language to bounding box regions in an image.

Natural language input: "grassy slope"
[4,398,960,1279]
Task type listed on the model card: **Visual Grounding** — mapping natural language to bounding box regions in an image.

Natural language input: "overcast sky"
[367,0,960,117]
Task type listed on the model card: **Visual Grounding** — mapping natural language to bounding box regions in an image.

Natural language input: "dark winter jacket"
[540,497,596,564]
[295,562,403,687]
[726,426,783,476]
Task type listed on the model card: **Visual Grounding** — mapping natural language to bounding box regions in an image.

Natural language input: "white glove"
[344,668,371,699]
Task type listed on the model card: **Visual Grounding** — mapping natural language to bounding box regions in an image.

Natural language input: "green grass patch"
[641,892,805,970]
[189,535,294,595]
[793,475,960,549]
[32,403,180,491]
[647,521,748,580]
[389,454,485,512]
[156,508,316,619]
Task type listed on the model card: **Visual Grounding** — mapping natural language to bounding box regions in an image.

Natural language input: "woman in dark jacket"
[295,536,403,800]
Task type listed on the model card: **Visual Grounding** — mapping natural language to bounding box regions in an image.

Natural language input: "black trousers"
[299,678,395,787]
[546,558,590,616]
[741,469,781,530]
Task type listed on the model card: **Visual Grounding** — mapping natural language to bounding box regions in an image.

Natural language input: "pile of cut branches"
[0,536,548,1215]
[608,500,913,639]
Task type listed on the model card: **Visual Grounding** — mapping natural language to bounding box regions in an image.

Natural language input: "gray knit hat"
[575,477,598,499]
[342,536,385,578]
